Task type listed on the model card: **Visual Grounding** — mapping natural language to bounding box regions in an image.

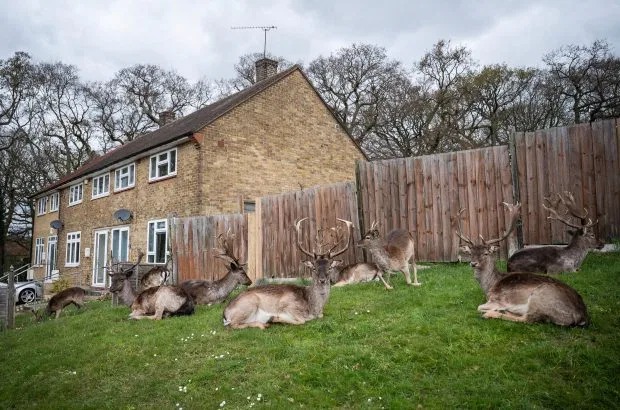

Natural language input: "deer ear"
[460,245,471,255]
[303,260,314,268]
[330,260,343,268]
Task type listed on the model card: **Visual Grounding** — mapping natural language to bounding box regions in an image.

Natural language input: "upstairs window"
[49,192,59,212]
[69,183,83,205]
[37,197,47,215]
[65,231,81,267]
[92,173,110,199]
[114,163,135,191]
[149,148,177,181]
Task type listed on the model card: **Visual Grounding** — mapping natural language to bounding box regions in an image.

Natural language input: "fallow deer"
[223,218,353,329]
[35,286,87,320]
[108,251,194,320]
[139,265,170,291]
[357,222,419,289]
[457,202,589,327]
[180,231,252,305]
[331,263,380,287]
[508,191,604,274]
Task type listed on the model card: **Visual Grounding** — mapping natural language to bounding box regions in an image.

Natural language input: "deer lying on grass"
[108,251,194,320]
[180,231,252,305]
[34,286,87,320]
[457,202,589,327]
[223,217,353,329]
[331,262,380,287]
[508,191,604,274]
[357,221,419,289]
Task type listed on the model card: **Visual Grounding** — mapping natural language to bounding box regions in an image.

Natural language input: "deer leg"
[55,309,62,319]
[482,310,527,322]
[230,321,270,330]
[376,271,393,290]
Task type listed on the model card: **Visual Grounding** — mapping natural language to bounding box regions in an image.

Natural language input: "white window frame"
[34,237,45,266]
[114,163,136,192]
[111,227,130,262]
[147,219,168,264]
[149,148,177,181]
[92,173,110,199]
[65,231,81,267]
[49,192,59,212]
[69,183,83,206]
[37,197,47,215]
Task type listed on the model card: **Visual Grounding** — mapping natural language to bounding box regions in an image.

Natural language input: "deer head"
[108,250,144,293]
[213,229,251,286]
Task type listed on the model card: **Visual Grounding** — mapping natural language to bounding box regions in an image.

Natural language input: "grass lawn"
[1,252,619,409]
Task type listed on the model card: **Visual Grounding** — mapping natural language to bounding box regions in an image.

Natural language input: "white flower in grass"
[219,401,226,407]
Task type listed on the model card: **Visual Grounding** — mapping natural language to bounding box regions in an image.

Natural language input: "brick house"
[30,59,366,289]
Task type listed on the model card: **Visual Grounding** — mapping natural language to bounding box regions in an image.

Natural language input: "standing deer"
[457,202,589,327]
[331,263,380,287]
[108,251,194,320]
[508,192,604,274]
[180,231,252,305]
[34,287,87,320]
[223,218,353,329]
[357,222,419,289]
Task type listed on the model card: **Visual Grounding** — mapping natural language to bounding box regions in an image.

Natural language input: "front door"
[92,230,108,287]
[46,235,57,278]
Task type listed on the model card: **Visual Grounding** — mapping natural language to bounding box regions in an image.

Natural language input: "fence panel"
[257,181,364,278]
[513,119,620,244]
[170,214,248,282]
[357,146,515,261]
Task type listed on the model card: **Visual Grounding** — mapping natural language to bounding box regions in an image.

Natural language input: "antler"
[455,208,475,245]
[295,218,315,258]
[544,191,596,229]
[327,218,354,258]
[482,202,521,245]
[214,229,240,265]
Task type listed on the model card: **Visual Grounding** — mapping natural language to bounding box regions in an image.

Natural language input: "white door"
[92,230,108,287]
[46,235,57,278]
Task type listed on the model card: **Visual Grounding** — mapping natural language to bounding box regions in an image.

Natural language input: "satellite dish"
[113,208,133,222]
[50,220,64,230]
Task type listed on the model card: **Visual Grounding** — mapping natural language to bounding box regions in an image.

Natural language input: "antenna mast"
[231,25,277,58]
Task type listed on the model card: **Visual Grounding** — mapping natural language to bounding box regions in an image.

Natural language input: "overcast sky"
[1,0,619,83]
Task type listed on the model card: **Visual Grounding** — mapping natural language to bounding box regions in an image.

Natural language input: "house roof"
[34,64,365,197]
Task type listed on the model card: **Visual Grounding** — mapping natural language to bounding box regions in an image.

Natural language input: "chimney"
[255,58,278,82]
[159,110,176,127]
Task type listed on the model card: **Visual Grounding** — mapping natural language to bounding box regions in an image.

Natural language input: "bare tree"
[0,52,37,151]
[544,40,619,123]
[307,44,405,150]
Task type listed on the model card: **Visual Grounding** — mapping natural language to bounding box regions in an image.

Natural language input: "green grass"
[1,253,619,409]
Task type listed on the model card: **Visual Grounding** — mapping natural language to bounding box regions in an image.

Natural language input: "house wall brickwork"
[198,70,363,214]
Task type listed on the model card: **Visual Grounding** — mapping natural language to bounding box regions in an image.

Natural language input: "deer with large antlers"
[108,250,194,320]
[223,218,353,329]
[180,231,252,305]
[508,192,604,274]
[356,221,419,289]
[457,202,589,327]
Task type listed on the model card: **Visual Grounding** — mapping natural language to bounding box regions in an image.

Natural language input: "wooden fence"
[170,214,248,283]
[170,119,619,281]
[255,181,364,278]
[357,145,515,261]
[513,119,620,245]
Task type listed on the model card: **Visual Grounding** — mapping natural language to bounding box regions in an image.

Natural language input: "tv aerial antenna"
[231,25,277,58]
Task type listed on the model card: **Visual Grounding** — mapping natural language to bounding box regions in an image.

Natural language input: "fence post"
[6,267,15,329]
[509,132,523,254]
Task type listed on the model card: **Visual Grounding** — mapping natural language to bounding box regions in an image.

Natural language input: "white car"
[0,280,43,304]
